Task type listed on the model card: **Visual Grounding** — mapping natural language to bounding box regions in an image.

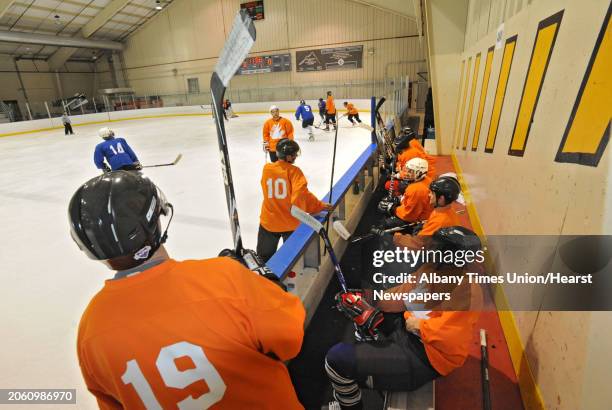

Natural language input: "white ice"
[0,112,371,409]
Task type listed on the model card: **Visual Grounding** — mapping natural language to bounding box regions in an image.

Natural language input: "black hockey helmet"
[393,127,416,152]
[429,175,461,205]
[432,226,481,253]
[299,99,305,105]
[68,171,172,271]
[327,91,332,96]
[319,98,324,101]
[277,138,300,159]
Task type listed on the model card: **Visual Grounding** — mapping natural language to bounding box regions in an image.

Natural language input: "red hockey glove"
[335,290,384,341]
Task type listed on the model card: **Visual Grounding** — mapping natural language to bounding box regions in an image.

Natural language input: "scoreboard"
[237,53,291,75]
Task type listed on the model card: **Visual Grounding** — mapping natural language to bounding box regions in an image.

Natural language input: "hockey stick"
[374,97,394,160]
[332,219,419,244]
[480,329,492,410]
[142,153,183,168]
[210,9,256,255]
[291,206,347,292]
[357,122,374,132]
[323,111,340,254]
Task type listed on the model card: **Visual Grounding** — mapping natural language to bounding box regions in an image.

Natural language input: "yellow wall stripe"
[471,46,495,151]
[451,154,545,410]
[555,3,611,167]
[508,10,564,156]
[455,57,472,150]
[485,36,518,153]
[462,53,481,150]
[453,60,466,150]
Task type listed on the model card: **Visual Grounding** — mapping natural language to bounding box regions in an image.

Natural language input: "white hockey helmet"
[269,105,279,113]
[404,157,428,181]
[98,127,114,140]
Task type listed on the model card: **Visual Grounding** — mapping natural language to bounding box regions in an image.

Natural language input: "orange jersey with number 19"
[260,161,325,233]
[77,257,305,410]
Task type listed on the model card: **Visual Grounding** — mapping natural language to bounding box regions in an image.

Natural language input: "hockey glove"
[377,197,398,215]
[102,164,111,173]
[218,248,287,291]
[335,290,384,341]
[262,141,270,152]
[134,161,143,170]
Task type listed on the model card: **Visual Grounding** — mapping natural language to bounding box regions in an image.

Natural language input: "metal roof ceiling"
[0,0,172,60]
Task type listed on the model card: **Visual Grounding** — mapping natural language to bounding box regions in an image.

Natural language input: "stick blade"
[291,206,323,233]
[173,153,183,165]
[357,123,374,132]
[214,10,256,86]
[332,220,351,240]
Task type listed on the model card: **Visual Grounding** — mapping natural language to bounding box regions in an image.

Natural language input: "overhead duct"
[0,30,123,51]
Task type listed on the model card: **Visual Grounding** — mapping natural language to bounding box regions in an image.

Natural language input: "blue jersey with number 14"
[94,138,139,170]
[295,104,314,121]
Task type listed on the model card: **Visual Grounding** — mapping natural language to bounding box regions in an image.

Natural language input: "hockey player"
[394,127,436,178]
[325,226,482,410]
[93,127,141,172]
[343,101,362,125]
[263,105,294,162]
[224,98,237,118]
[69,171,306,410]
[62,112,74,135]
[392,175,462,249]
[258,139,333,262]
[317,98,326,127]
[324,91,337,132]
[379,158,433,229]
[295,99,315,141]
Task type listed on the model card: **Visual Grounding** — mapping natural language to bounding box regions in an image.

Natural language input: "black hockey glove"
[102,164,111,173]
[218,248,287,291]
[377,196,399,215]
[335,290,384,342]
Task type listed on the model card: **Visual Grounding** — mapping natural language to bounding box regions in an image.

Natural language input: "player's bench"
[267,143,378,323]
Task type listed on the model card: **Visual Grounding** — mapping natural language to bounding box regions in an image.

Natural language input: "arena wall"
[427,0,611,408]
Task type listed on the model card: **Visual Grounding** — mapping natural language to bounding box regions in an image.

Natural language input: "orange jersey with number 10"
[77,257,305,410]
[260,161,325,232]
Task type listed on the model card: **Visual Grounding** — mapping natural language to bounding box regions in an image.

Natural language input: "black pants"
[256,225,292,262]
[301,117,314,128]
[326,328,439,409]
[325,112,337,125]
[64,123,74,135]
[118,164,140,171]
[347,113,362,123]
[268,151,278,162]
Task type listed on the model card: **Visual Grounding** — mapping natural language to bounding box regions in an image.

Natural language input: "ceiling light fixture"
[155,1,162,10]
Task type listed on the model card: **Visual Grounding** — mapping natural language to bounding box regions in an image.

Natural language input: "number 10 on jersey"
[266,178,288,199]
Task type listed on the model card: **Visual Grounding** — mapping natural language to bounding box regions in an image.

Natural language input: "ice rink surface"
[0,112,371,408]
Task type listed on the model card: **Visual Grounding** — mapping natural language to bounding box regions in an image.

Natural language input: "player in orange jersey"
[324,91,337,132]
[392,175,462,250]
[263,105,294,162]
[326,226,482,410]
[378,158,433,228]
[343,101,362,126]
[258,138,333,262]
[69,171,306,410]
[395,127,436,178]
